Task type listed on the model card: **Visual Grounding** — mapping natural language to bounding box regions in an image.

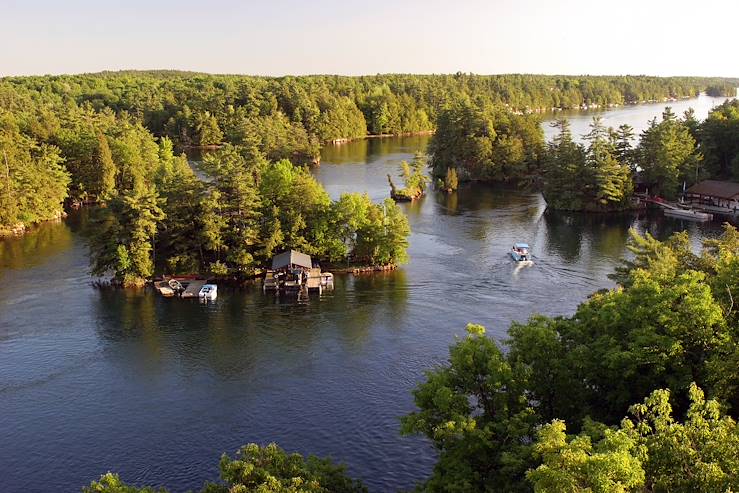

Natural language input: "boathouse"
[685,180,739,217]
[271,250,313,270]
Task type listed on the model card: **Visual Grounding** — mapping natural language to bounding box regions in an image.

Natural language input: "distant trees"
[706,83,737,97]
[194,111,223,146]
[1,70,738,235]
[428,97,544,183]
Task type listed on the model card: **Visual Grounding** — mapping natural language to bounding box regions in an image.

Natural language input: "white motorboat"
[663,207,713,222]
[198,284,217,300]
[510,243,532,263]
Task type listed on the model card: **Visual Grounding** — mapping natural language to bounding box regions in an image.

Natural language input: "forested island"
[84,225,739,492]
[1,72,738,278]
[429,98,739,210]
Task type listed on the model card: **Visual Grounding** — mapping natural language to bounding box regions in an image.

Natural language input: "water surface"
[0,106,729,493]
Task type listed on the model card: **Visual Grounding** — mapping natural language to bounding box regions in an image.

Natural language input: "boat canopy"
[514,243,530,249]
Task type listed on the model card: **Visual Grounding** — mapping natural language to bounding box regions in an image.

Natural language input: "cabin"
[685,180,739,217]
[264,249,333,294]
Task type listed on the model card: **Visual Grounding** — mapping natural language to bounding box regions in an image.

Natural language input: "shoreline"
[92,263,399,290]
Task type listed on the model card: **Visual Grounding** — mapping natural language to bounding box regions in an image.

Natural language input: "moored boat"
[663,207,713,222]
[198,284,217,300]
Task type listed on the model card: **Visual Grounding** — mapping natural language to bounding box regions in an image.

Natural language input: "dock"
[181,280,206,298]
[637,195,714,222]
[154,277,208,298]
[263,250,334,295]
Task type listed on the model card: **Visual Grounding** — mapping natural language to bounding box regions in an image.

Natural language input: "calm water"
[542,92,735,141]
[0,100,730,493]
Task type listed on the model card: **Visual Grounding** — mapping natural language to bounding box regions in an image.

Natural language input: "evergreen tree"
[637,108,702,198]
[94,132,116,200]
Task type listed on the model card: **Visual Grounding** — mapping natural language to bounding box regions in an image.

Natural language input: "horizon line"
[2,69,739,80]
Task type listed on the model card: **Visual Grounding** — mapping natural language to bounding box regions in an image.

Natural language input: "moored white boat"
[198,284,217,300]
[663,208,713,222]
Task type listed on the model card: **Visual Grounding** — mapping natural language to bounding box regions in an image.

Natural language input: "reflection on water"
[0,133,728,493]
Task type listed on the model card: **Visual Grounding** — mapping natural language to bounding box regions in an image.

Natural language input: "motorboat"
[320,272,334,288]
[154,280,176,297]
[198,284,217,300]
[663,207,713,222]
[510,243,532,263]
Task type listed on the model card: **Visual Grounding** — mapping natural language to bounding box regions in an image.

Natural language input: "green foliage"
[636,108,701,199]
[543,118,633,212]
[428,97,544,183]
[699,99,739,180]
[1,72,736,233]
[529,384,739,493]
[0,113,69,233]
[194,111,223,146]
[388,152,429,200]
[89,183,164,286]
[626,383,739,493]
[705,84,737,97]
[510,226,739,431]
[528,420,645,492]
[85,443,365,493]
[402,324,538,492]
[84,472,167,493]
[442,167,459,192]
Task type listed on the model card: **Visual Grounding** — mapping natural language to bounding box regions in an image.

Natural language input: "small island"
[387,152,429,201]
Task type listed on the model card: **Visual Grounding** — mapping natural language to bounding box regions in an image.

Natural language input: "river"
[542,92,733,141]
[0,96,732,493]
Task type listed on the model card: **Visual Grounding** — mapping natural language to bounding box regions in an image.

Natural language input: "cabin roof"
[271,250,312,270]
[686,180,739,200]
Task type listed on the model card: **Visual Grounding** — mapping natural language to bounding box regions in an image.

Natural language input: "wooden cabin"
[685,180,739,218]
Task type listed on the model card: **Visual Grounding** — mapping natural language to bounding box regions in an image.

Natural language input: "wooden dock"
[263,267,333,294]
[181,280,206,298]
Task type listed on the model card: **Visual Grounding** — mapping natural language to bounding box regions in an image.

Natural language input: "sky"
[2,0,738,77]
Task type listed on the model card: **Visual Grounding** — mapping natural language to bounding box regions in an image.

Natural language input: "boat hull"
[510,251,531,262]
[664,209,713,222]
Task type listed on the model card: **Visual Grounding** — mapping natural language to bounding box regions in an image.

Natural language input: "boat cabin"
[511,243,531,262]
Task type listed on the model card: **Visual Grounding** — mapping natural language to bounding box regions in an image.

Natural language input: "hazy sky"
[2,0,737,77]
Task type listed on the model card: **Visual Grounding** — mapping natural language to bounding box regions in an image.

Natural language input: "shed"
[686,180,739,200]
[271,250,312,270]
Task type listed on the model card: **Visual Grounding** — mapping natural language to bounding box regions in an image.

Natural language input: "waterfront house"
[685,180,739,218]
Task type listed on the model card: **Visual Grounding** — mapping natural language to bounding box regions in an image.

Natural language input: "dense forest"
[1,72,738,269]
[85,225,739,492]
[86,140,411,286]
[430,98,739,210]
